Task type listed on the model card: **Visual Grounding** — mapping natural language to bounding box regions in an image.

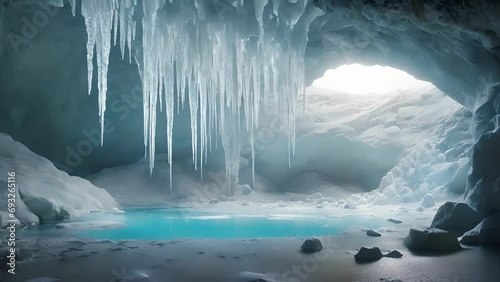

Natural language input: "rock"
[366,229,381,237]
[354,247,383,261]
[384,250,403,258]
[430,202,482,236]
[460,212,500,245]
[387,218,402,224]
[415,207,424,212]
[404,228,461,252]
[300,237,323,253]
[241,201,250,206]
[421,194,435,208]
[208,198,218,204]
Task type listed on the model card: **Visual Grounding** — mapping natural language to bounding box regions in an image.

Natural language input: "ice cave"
[1,0,500,281]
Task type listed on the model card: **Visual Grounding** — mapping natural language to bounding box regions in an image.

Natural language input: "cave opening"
[248,63,473,209]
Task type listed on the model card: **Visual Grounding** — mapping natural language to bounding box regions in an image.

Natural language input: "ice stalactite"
[81,0,115,146]
[79,0,322,192]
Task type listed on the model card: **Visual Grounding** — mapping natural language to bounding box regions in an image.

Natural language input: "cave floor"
[2,206,500,282]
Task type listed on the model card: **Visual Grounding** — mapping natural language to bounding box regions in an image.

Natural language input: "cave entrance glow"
[312,64,432,95]
[265,63,472,207]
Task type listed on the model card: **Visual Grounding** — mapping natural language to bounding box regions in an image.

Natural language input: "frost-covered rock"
[300,238,323,253]
[430,202,482,236]
[421,194,435,208]
[404,228,461,252]
[461,213,500,245]
[0,133,118,227]
[354,247,383,261]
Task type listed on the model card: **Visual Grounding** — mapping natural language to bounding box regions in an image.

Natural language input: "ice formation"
[78,0,323,192]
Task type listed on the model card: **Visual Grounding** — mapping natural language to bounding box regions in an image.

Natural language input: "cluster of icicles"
[68,0,323,193]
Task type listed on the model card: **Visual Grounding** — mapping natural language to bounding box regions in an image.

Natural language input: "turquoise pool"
[60,208,387,240]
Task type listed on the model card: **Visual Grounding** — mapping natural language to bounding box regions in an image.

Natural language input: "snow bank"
[320,87,474,207]
[0,133,119,227]
[253,86,472,204]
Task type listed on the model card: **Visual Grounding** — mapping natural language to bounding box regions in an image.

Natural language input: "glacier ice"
[78,0,323,192]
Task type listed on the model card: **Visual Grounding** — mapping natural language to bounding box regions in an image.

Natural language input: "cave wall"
[0,2,196,176]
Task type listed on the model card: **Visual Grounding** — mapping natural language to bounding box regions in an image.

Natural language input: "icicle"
[81,0,115,146]
[77,0,323,192]
[69,0,76,16]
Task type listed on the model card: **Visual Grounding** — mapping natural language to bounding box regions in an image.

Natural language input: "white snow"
[0,133,119,227]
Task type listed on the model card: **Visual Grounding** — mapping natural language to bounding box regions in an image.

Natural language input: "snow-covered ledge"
[0,133,120,228]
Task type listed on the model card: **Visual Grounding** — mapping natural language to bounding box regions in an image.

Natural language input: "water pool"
[28,208,387,240]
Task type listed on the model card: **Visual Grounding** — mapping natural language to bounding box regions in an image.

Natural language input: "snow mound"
[324,86,474,206]
[0,133,119,227]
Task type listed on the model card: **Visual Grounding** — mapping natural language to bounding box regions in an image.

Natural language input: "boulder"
[384,250,403,258]
[404,228,461,252]
[430,202,483,236]
[354,247,383,261]
[461,213,500,245]
[366,230,381,237]
[300,237,323,253]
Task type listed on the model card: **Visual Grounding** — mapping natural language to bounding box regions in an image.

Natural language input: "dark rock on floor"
[354,247,383,261]
[384,250,403,258]
[301,237,323,253]
[404,228,461,252]
[366,229,382,237]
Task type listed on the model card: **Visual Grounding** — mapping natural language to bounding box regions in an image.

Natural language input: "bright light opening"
[312,64,432,95]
